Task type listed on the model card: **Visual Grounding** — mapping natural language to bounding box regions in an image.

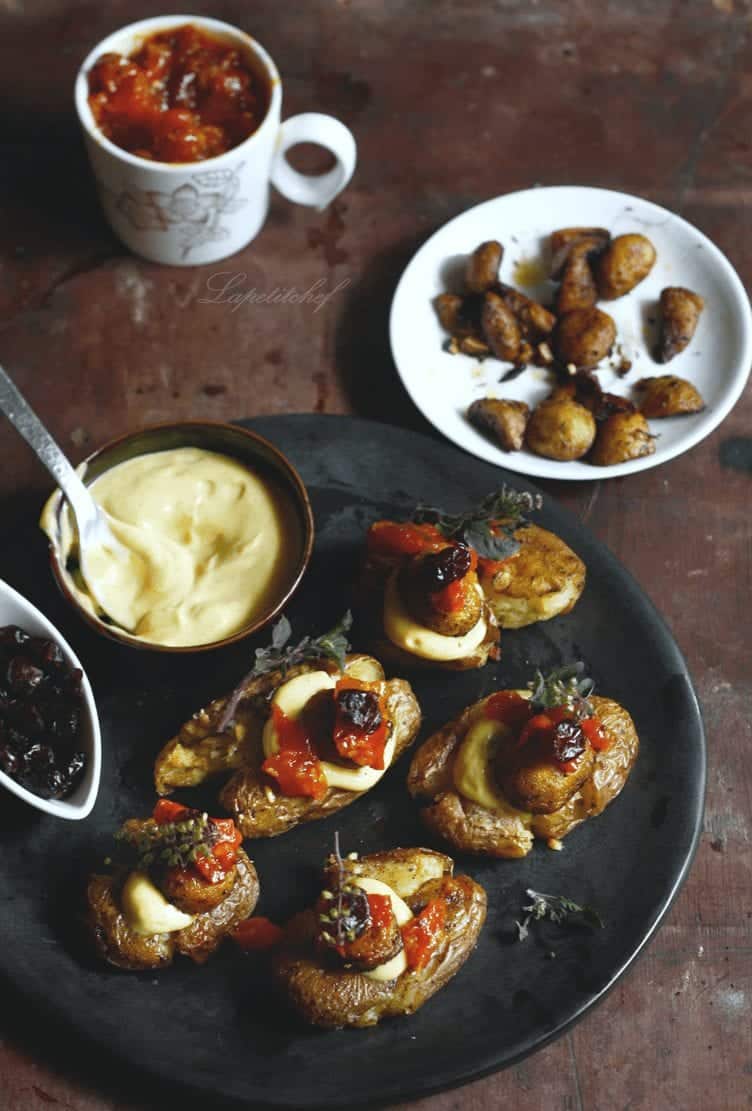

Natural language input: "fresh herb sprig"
[413,487,542,561]
[318,831,368,950]
[218,612,353,733]
[528,662,595,721]
[114,813,213,872]
[516,889,604,942]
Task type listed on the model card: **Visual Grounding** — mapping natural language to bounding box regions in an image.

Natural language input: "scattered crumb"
[547,838,563,851]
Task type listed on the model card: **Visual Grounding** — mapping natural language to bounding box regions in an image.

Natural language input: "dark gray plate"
[0,415,705,1109]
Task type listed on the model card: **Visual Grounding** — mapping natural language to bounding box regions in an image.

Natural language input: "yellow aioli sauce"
[41,447,302,647]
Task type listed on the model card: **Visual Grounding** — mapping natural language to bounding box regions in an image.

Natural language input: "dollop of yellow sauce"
[41,447,302,647]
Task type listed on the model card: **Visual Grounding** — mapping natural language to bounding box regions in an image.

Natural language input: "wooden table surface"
[1,2,750,1108]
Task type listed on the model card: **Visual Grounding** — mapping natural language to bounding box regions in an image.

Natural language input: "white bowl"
[0,580,101,819]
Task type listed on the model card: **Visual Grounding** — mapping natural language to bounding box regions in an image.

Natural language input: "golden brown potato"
[87,848,259,971]
[466,240,503,293]
[274,848,486,1028]
[554,307,616,369]
[636,374,705,418]
[497,284,557,340]
[549,227,610,277]
[434,293,484,341]
[478,523,586,629]
[467,397,529,451]
[556,239,600,315]
[400,557,483,638]
[525,396,597,461]
[481,291,521,361]
[154,656,422,839]
[596,233,656,300]
[499,740,597,814]
[458,336,490,358]
[590,411,656,466]
[159,861,238,915]
[407,693,639,858]
[656,286,705,362]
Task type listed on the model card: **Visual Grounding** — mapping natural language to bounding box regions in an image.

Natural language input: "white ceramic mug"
[74,15,357,266]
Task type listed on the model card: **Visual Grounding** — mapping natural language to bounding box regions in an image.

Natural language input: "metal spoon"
[0,364,137,631]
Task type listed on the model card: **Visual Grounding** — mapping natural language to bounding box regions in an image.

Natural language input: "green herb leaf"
[413,487,542,560]
[114,811,216,874]
[516,888,604,942]
[528,662,595,720]
[218,612,353,733]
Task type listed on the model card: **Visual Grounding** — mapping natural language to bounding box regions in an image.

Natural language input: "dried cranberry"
[335,689,382,734]
[0,624,86,799]
[551,719,586,765]
[417,545,472,592]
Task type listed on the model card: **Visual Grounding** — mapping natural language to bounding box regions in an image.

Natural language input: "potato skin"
[525,396,597,461]
[401,562,483,637]
[637,374,705,418]
[499,742,596,814]
[482,291,521,361]
[467,397,529,451]
[154,656,422,839]
[497,284,556,340]
[87,848,259,971]
[590,411,655,466]
[478,524,585,629]
[556,239,600,315]
[408,694,638,857]
[554,307,616,369]
[160,861,237,915]
[273,849,486,1028]
[596,233,656,300]
[657,287,704,362]
[549,227,610,277]
[466,240,503,293]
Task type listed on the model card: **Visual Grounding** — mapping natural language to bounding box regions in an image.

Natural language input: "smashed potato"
[478,523,586,629]
[525,395,597,461]
[554,307,616,369]
[467,397,530,451]
[596,233,656,300]
[407,691,639,858]
[636,374,705,418]
[656,287,704,362]
[274,847,486,1027]
[590,411,656,466]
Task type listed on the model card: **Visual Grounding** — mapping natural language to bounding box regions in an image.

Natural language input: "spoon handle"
[0,364,97,528]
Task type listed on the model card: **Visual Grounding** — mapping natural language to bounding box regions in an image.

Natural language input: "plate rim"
[389,184,752,481]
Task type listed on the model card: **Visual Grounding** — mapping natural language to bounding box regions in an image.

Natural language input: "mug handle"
[271,113,356,211]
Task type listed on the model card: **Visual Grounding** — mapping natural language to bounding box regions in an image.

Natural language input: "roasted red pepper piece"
[261,704,328,800]
[401,897,447,972]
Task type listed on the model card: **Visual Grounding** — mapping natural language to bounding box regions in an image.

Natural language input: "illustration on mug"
[106,164,247,258]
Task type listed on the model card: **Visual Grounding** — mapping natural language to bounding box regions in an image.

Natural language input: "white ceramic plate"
[0,579,101,819]
[390,185,752,480]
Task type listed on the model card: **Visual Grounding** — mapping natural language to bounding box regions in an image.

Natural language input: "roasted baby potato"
[656,287,704,362]
[497,283,557,340]
[408,684,639,858]
[273,846,486,1028]
[467,397,530,451]
[477,523,585,629]
[596,233,656,300]
[154,654,422,839]
[549,227,610,277]
[554,307,616,369]
[556,239,601,315]
[87,806,259,971]
[401,550,483,638]
[525,395,597,461]
[636,374,705,418]
[482,291,521,362]
[590,411,656,466]
[466,240,503,293]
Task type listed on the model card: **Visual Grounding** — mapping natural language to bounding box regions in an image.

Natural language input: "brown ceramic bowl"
[41,421,314,652]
